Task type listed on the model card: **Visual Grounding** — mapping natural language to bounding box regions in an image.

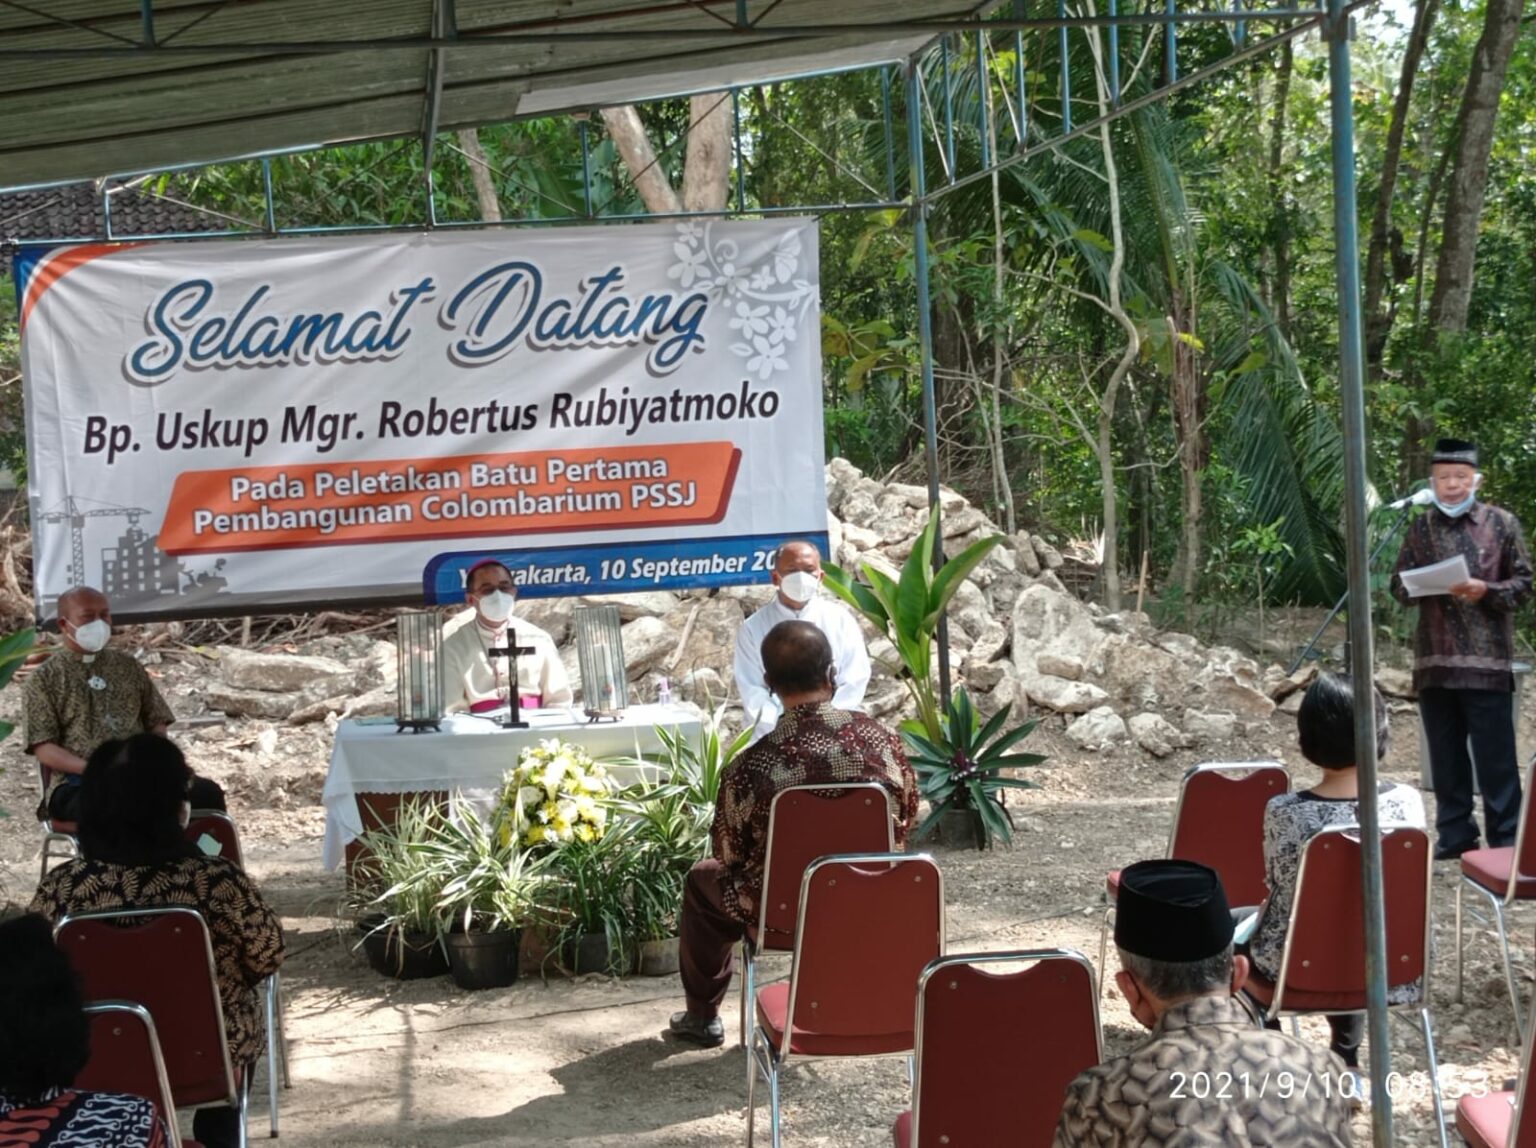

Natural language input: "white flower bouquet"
[500,738,613,848]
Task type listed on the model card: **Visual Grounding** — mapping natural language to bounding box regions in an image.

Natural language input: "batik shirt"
[711,701,918,923]
[1390,502,1533,691]
[1248,783,1426,1002]
[1053,995,1354,1147]
[0,1088,165,1148]
[22,647,175,799]
[30,854,284,1067]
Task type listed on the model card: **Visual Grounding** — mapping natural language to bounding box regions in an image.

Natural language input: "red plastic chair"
[78,1001,199,1147]
[739,782,897,1050]
[1241,824,1446,1148]
[1098,761,1288,972]
[747,852,943,1148]
[183,809,291,1137]
[38,762,80,880]
[891,950,1102,1148]
[1456,754,1536,1039]
[1457,993,1536,1148]
[55,907,249,1148]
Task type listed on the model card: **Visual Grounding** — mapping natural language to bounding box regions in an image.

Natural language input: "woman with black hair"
[0,912,166,1147]
[1245,671,1425,1073]
[29,733,283,1148]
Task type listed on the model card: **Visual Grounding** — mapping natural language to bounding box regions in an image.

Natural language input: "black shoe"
[669,1011,725,1048]
[1434,841,1479,862]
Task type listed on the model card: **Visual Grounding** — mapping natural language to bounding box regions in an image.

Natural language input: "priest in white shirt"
[733,540,871,742]
[440,559,573,713]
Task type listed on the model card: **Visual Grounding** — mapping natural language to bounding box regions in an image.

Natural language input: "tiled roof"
[0,181,235,244]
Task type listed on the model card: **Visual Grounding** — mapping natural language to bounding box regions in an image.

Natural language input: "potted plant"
[548,832,638,976]
[350,796,453,979]
[609,771,711,976]
[434,806,552,990]
[904,689,1047,849]
[822,506,1002,741]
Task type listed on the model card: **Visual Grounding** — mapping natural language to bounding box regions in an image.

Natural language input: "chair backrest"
[1271,824,1431,1013]
[757,782,896,950]
[55,906,238,1108]
[185,809,244,867]
[910,950,1102,1148]
[77,1001,182,1145]
[1167,762,1289,907]
[782,852,943,1061]
[1500,753,1536,903]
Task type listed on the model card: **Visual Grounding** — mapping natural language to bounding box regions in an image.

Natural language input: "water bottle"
[657,676,673,706]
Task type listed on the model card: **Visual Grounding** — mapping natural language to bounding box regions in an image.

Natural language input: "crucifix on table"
[488,631,536,729]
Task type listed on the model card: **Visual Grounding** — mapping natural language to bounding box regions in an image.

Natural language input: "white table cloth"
[322,704,703,869]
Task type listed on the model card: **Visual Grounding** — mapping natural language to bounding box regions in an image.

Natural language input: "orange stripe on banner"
[157,443,742,555]
[20,243,143,331]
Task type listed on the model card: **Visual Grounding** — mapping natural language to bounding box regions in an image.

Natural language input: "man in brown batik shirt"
[1054,860,1353,1148]
[667,620,916,1048]
[1391,437,1532,858]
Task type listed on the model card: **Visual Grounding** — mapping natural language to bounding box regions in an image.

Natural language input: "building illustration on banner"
[36,495,230,612]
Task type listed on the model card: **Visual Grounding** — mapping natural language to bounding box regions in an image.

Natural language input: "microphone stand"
[1288,500,1419,675]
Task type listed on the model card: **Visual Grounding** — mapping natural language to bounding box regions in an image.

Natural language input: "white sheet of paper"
[1399,554,1472,598]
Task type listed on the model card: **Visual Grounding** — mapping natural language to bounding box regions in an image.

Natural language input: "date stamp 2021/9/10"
[1168,1069,1490,1104]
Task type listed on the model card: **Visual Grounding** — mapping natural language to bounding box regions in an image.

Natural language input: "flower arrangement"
[501,738,613,848]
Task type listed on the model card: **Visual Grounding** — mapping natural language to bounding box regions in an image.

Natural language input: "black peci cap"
[1115,859,1234,962]
[1431,438,1478,467]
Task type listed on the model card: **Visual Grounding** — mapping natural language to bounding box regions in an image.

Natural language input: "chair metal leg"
[1487,897,1525,1042]
[237,1064,252,1148]
[740,943,756,1049]
[746,1027,767,1148]
[275,972,291,1089]
[1289,1017,1301,1039]
[1455,880,1465,1003]
[265,976,280,1137]
[1418,1007,1449,1148]
[768,1049,783,1148]
[906,1054,914,1090]
[1097,904,1115,981]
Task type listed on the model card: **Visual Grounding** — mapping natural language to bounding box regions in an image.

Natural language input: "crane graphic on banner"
[37,495,230,608]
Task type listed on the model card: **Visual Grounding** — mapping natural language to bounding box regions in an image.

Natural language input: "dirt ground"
[2,642,1534,1147]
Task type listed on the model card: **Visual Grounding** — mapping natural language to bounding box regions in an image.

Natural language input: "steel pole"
[1325,1,1394,1141]
[905,63,952,708]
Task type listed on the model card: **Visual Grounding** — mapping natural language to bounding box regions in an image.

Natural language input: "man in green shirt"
[25,586,223,822]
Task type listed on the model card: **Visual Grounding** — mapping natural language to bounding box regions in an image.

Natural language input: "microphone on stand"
[1387,488,1435,511]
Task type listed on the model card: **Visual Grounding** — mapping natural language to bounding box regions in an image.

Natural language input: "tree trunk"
[1363,0,1439,366]
[1425,0,1524,335]
[682,93,733,212]
[1266,38,1294,340]
[456,129,502,223]
[1169,305,1204,601]
[599,106,683,215]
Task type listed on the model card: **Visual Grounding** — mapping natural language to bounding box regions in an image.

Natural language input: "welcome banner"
[19,222,826,621]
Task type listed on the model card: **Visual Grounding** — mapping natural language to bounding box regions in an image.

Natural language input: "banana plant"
[822,506,1000,741]
[903,689,1045,847]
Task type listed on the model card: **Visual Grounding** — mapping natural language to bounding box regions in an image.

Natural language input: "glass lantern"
[574,605,627,721]
[395,610,443,733]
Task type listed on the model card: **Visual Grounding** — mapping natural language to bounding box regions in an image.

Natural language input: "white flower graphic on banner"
[667,221,817,380]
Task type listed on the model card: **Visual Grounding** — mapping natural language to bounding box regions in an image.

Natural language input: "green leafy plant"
[0,628,38,744]
[350,797,457,946]
[823,507,1002,740]
[903,689,1046,847]
[547,831,640,975]
[434,805,554,936]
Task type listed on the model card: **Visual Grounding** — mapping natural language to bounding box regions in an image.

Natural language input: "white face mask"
[779,570,821,604]
[70,618,111,653]
[476,590,514,624]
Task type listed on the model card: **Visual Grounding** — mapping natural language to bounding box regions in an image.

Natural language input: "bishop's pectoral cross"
[488,631,536,729]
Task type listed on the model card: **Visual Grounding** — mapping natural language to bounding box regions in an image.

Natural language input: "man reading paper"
[1391,438,1532,859]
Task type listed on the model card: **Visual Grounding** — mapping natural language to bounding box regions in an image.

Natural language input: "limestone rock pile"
[201,459,1310,753]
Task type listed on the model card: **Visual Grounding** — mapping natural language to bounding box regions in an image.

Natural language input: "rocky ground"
[0,462,1532,1145]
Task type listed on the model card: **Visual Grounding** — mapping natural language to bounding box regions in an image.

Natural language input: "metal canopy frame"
[2,5,1397,1139]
